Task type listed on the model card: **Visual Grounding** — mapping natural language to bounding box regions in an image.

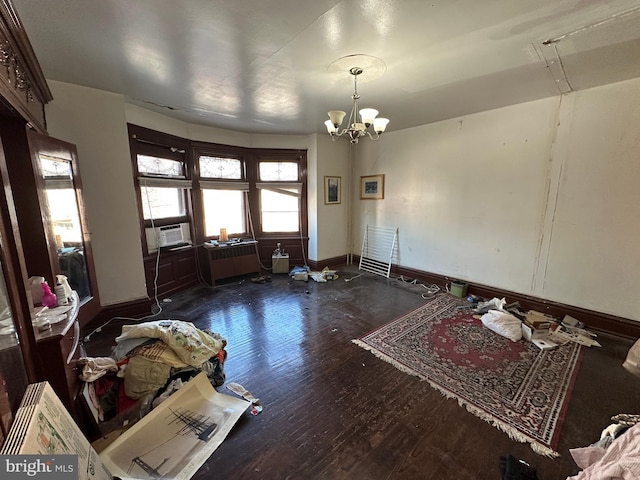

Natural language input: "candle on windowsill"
[219,228,228,242]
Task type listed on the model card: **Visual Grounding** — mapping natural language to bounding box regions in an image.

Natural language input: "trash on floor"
[474,297,507,314]
[289,265,310,281]
[548,323,601,348]
[288,265,338,282]
[251,275,272,284]
[226,381,259,403]
[226,382,263,415]
[309,267,339,282]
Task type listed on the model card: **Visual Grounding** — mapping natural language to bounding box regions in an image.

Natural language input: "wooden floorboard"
[84,265,640,479]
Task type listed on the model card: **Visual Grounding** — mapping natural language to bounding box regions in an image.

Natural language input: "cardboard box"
[524,310,553,328]
[522,322,549,341]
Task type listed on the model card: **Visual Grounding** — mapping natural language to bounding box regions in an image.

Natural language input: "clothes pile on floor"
[567,414,640,479]
[79,320,227,429]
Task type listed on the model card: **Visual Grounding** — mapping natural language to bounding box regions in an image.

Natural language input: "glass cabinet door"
[0,258,29,443]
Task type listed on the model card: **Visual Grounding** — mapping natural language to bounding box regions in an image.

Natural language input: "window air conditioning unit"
[157,224,185,247]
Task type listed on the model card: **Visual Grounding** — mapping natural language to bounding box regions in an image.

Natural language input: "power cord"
[397,275,441,298]
[84,187,166,342]
[344,273,363,282]
[245,191,272,272]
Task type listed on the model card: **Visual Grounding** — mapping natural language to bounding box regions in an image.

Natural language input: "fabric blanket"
[568,422,640,479]
[115,320,224,367]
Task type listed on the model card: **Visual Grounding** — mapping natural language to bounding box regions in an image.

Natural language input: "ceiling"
[12,0,640,136]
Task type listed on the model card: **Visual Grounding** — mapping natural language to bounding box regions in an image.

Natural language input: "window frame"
[193,146,251,240]
[129,125,193,255]
[129,125,308,258]
[252,152,307,238]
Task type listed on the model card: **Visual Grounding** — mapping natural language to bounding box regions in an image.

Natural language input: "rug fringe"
[351,339,561,458]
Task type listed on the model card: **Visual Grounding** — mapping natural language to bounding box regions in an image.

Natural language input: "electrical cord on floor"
[396,275,441,298]
[420,283,441,298]
[344,273,363,282]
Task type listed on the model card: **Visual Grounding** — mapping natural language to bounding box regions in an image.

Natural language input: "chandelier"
[325,66,389,144]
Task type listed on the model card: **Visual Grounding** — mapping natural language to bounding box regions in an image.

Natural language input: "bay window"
[130,124,307,262]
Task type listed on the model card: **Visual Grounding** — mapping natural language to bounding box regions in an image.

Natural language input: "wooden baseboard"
[89,258,640,340]
[390,264,640,339]
[306,255,350,272]
[82,297,154,336]
[336,256,640,339]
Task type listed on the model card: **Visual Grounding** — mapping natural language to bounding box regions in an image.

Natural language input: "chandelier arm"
[365,130,380,140]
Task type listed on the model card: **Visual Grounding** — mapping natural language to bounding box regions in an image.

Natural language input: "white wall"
[353,77,640,321]
[314,135,350,263]
[542,80,640,319]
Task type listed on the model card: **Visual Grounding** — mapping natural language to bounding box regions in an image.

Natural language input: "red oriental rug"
[353,294,583,457]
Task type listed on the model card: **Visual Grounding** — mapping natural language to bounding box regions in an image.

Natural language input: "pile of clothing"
[80,320,227,427]
[568,414,640,479]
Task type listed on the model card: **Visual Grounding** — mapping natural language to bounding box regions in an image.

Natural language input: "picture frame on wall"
[324,176,341,204]
[360,174,385,200]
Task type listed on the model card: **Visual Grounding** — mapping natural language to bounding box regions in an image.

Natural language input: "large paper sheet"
[99,372,250,480]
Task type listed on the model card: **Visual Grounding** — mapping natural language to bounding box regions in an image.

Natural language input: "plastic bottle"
[41,282,57,308]
[54,282,68,305]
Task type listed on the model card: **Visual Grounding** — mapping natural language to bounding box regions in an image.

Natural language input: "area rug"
[353,294,583,457]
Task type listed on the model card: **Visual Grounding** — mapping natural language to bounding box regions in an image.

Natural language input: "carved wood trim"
[0,1,52,132]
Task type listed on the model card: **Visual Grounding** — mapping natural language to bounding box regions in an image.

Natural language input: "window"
[40,155,82,244]
[199,156,242,180]
[199,155,248,237]
[257,161,301,233]
[137,154,190,221]
[129,125,308,260]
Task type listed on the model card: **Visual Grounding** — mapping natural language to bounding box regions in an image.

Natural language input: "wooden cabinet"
[34,292,82,411]
[144,248,199,299]
[0,0,101,443]
[0,1,53,443]
[3,127,101,328]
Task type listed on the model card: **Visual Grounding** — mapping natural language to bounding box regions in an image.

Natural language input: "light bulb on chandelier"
[325,67,389,144]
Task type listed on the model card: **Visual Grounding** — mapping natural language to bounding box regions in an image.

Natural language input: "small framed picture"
[324,176,341,204]
[360,174,384,200]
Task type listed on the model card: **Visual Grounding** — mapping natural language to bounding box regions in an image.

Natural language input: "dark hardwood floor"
[83,265,640,479]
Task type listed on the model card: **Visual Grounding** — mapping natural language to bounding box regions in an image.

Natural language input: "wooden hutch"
[0,1,99,445]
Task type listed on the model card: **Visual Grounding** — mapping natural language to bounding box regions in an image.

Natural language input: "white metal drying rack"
[358,225,399,278]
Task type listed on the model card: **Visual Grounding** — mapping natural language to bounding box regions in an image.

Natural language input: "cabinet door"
[25,131,100,326]
[0,262,30,443]
[0,133,36,446]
